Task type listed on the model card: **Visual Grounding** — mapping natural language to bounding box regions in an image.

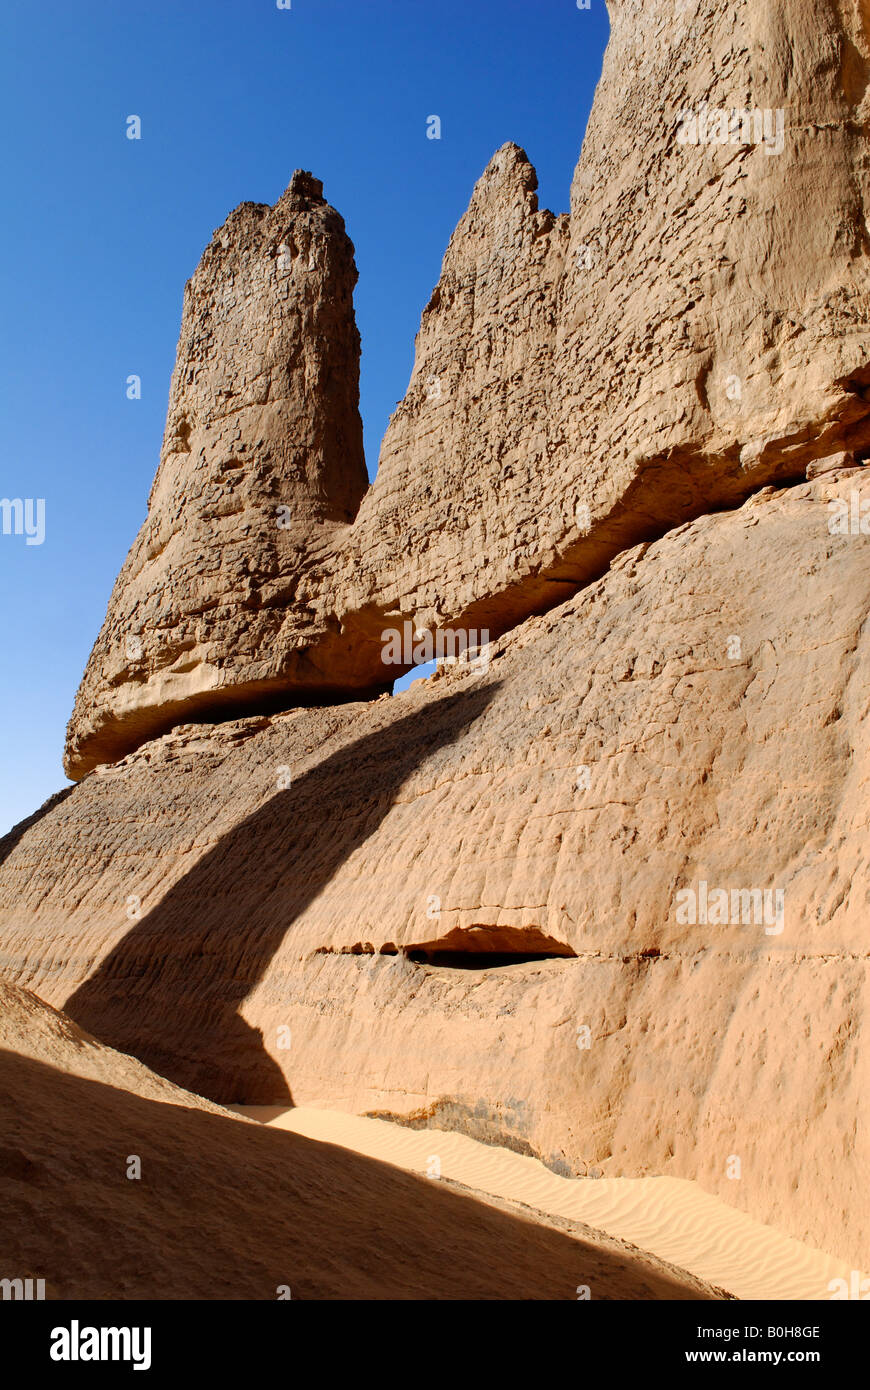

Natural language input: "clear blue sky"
[0,0,609,834]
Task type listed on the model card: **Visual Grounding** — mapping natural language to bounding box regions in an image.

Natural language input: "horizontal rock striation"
[4,468,869,1270]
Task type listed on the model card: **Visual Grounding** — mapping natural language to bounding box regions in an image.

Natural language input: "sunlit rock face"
[6,469,870,1270]
[21,0,870,1286]
[64,170,374,779]
[65,0,870,778]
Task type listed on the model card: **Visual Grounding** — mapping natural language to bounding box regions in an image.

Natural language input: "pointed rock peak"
[486,141,535,180]
[479,142,538,195]
[460,141,540,229]
[285,169,325,202]
[62,159,367,780]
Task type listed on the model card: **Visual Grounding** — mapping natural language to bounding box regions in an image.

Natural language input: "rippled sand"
[235,1105,861,1301]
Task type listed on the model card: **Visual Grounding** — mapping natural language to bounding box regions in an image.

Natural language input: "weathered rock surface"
[4,470,868,1269]
[64,171,376,779]
[4,984,720,1299]
[344,0,870,634]
[64,0,870,776]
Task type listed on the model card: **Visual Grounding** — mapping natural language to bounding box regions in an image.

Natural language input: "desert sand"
[237,1106,860,1302]
[0,983,726,1300]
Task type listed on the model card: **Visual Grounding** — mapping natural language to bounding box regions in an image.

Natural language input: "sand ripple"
[234,1105,863,1301]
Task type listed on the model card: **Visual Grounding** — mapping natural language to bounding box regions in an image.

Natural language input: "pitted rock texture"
[64,171,374,779]
[344,0,870,634]
[4,470,869,1269]
[65,1,870,777]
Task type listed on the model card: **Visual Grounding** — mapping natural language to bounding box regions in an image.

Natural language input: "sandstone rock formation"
[3,467,868,1273]
[2,984,724,1299]
[342,0,870,636]
[64,171,376,779]
[6,0,870,1304]
[64,0,870,777]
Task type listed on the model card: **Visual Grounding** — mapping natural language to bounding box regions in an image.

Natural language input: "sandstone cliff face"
[4,467,868,1272]
[64,171,374,779]
[65,0,870,779]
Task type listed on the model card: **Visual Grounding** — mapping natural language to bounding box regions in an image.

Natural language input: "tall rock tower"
[64,171,372,778]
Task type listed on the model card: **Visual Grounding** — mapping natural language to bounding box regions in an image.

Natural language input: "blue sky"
[0,0,609,834]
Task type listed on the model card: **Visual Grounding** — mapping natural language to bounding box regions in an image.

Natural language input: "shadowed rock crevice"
[70,667,394,776]
[403,925,577,969]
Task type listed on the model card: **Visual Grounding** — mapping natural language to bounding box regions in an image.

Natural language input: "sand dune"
[0,984,724,1300]
[238,1106,862,1302]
